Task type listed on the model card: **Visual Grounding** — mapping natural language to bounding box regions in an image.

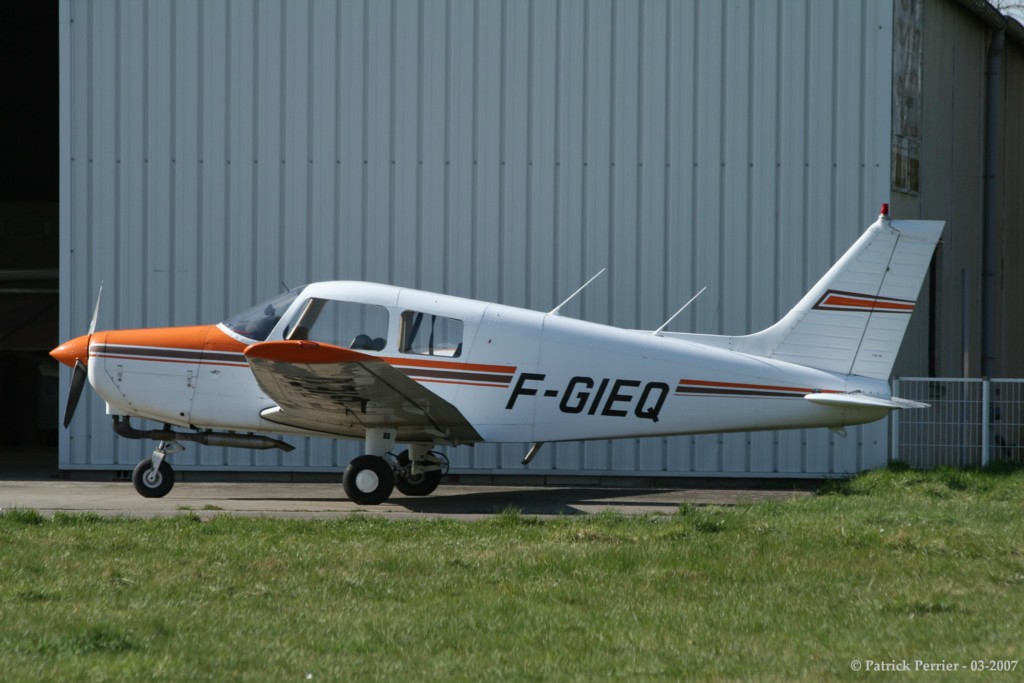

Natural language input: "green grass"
[2,466,1023,681]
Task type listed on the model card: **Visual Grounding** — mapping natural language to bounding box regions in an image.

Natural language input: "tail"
[667,206,944,381]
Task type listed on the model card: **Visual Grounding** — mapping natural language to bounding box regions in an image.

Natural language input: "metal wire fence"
[892,378,1024,468]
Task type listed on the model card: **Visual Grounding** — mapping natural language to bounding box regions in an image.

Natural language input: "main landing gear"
[341,430,447,505]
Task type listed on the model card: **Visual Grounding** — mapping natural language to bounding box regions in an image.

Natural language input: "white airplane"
[52,205,942,505]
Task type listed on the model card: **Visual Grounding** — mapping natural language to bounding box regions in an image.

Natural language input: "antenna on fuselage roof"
[549,268,606,316]
[651,286,707,336]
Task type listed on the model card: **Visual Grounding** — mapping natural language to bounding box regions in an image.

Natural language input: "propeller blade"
[88,283,103,335]
[62,360,88,428]
[59,284,103,428]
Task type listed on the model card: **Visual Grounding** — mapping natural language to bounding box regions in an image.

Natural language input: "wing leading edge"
[244,340,483,444]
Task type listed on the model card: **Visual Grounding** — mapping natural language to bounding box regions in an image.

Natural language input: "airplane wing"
[804,392,929,410]
[244,340,483,444]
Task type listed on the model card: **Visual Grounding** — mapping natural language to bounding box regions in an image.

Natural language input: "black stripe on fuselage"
[675,386,804,399]
[90,344,246,365]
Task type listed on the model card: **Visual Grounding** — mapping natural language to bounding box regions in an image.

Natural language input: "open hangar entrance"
[0,3,59,471]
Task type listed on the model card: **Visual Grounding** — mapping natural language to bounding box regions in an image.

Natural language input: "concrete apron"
[0,480,812,520]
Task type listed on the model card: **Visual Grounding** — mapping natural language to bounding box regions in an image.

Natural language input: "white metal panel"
[720,0,753,473]
[635,0,668,473]
[419,0,448,295]
[337,0,366,284]
[392,1,419,289]
[304,1,341,474]
[528,1,557,315]
[551,0,586,474]
[803,0,837,506]
[445,0,474,299]
[196,1,229,469]
[60,0,896,476]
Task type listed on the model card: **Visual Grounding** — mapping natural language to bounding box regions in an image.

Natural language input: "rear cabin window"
[288,299,390,351]
[400,311,463,358]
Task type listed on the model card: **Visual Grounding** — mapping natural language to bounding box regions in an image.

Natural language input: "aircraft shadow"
[221,486,681,516]
[391,487,679,516]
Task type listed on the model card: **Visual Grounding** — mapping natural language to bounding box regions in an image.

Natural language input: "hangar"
[32,0,1024,478]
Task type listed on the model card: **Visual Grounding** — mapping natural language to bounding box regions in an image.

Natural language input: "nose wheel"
[132,440,181,498]
[132,458,175,498]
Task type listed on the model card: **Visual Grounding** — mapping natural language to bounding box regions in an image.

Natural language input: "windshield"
[222,287,306,342]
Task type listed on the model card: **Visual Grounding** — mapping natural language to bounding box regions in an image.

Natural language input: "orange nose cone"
[50,334,91,368]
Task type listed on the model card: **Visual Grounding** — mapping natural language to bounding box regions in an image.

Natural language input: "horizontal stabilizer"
[804,393,929,410]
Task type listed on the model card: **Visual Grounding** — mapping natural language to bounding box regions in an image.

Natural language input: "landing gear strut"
[132,440,182,498]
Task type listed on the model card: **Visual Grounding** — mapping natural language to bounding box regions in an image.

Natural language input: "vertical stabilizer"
[742,210,943,379]
[665,208,943,381]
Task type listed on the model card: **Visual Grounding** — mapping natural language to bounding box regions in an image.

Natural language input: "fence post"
[891,378,900,464]
[982,378,990,468]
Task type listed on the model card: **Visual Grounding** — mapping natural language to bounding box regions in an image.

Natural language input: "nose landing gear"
[132,440,182,498]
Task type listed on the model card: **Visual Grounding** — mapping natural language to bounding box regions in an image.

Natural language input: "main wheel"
[342,455,395,505]
[394,450,443,497]
[132,459,175,498]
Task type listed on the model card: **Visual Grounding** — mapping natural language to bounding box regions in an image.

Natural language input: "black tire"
[394,450,443,497]
[132,459,175,498]
[342,455,395,505]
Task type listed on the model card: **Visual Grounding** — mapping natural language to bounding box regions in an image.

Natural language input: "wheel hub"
[143,469,162,487]
[354,469,380,493]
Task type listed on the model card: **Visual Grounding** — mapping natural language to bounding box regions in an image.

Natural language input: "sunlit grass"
[1,466,1022,681]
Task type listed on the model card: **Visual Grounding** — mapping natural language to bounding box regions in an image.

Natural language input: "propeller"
[63,360,88,428]
[56,285,102,428]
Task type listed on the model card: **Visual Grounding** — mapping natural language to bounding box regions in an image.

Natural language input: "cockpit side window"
[287,298,389,351]
[223,287,305,342]
[400,311,463,357]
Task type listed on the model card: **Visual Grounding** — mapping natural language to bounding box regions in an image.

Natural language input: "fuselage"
[58,281,892,447]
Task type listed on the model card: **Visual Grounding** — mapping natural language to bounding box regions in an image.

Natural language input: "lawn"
[1,465,1022,681]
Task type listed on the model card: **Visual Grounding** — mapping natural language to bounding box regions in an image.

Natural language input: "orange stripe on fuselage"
[204,325,251,352]
[678,378,812,394]
[94,325,236,351]
[823,294,914,311]
[90,325,248,362]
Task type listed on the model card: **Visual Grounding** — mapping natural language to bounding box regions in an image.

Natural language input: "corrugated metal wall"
[59,0,894,475]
